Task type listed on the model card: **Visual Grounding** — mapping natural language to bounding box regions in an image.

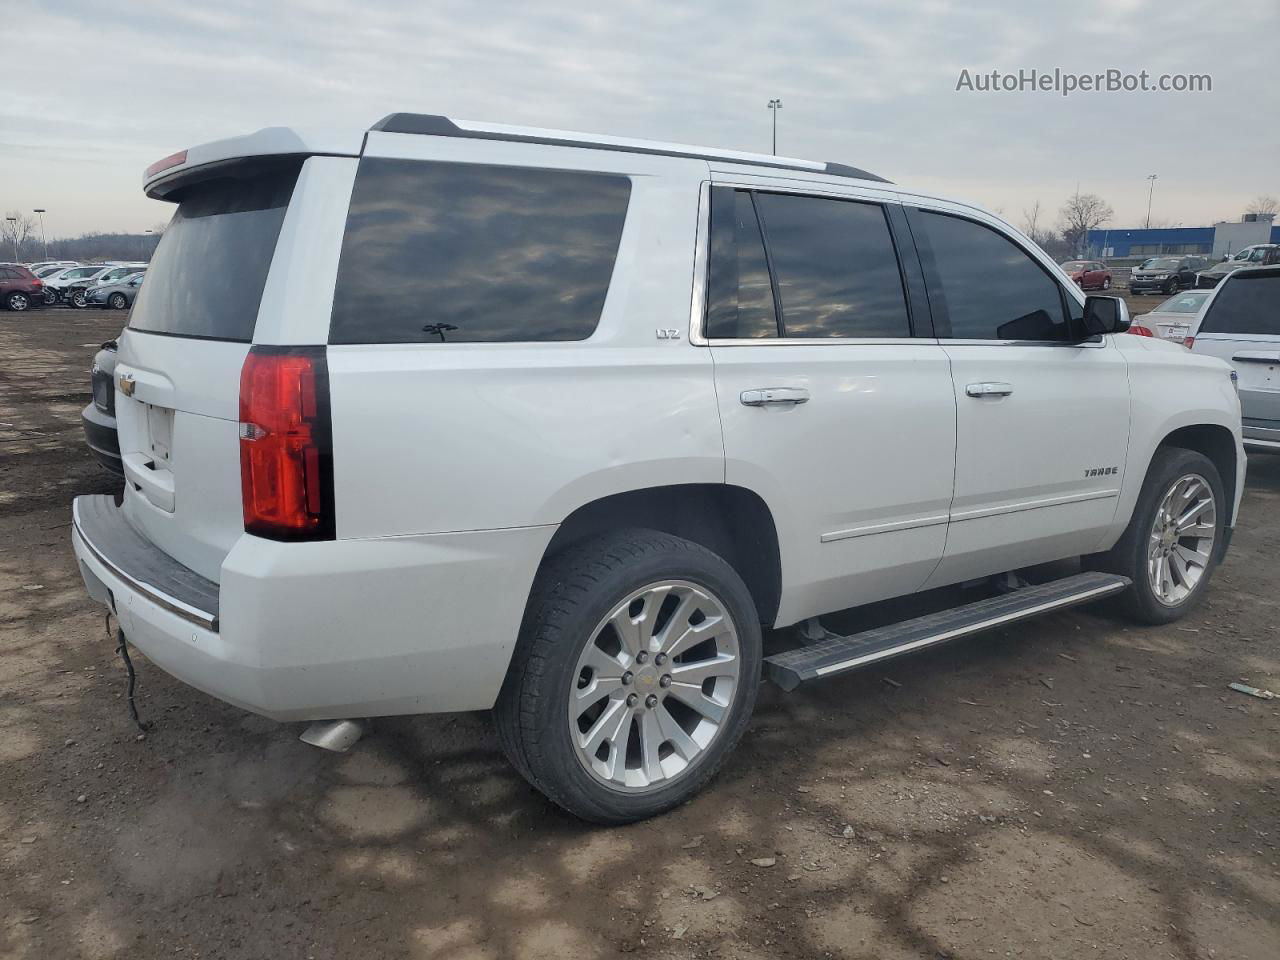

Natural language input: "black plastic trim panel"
[73,495,220,631]
[764,572,1131,691]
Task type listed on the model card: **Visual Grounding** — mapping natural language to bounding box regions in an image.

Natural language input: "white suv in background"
[72,115,1244,823]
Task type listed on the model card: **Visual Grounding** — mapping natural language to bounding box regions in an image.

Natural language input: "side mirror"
[1081,295,1130,337]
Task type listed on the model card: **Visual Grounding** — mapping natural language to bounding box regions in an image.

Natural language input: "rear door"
[1192,270,1280,429]
[114,157,331,581]
[703,180,957,624]
[905,205,1132,587]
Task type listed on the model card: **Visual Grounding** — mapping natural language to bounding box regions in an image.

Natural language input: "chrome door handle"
[740,387,810,407]
[965,382,1013,398]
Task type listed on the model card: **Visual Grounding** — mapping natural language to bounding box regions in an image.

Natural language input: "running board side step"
[763,571,1130,691]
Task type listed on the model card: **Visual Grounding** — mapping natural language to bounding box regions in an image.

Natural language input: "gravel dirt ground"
[1,303,1277,960]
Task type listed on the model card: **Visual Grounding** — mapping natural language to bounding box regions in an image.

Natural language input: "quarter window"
[915,210,1069,341]
[330,159,631,344]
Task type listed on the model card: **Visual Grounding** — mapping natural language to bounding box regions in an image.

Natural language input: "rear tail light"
[1183,336,1195,350]
[238,346,334,541]
[1126,324,1155,337]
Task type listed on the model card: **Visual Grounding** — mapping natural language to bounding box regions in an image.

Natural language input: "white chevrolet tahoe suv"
[72,114,1245,823]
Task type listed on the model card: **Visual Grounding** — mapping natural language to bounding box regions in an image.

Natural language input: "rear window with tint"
[329,158,631,344]
[1198,272,1280,335]
[128,159,300,342]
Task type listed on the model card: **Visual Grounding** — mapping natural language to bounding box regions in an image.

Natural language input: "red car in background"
[1059,259,1112,290]
[0,264,43,311]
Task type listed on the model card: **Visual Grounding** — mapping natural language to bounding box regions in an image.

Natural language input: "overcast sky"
[3,0,1276,239]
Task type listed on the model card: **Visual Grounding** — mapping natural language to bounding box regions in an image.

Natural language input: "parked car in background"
[95,264,147,285]
[43,265,113,305]
[1127,289,1212,343]
[30,260,78,274]
[1197,244,1280,288]
[1059,260,1112,290]
[66,267,146,308]
[85,273,144,310]
[1130,256,1202,295]
[0,264,43,311]
[81,338,122,473]
[71,114,1245,824]
[1190,266,1280,453]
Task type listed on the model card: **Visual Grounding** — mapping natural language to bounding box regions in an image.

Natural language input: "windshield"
[1061,261,1089,270]
[1147,258,1180,270]
[129,159,300,341]
[1154,292,1209,314]
[1232,248,1254,261]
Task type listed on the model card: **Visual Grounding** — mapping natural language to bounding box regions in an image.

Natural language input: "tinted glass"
[917,211,1067,341]
[1198,273,1280,335]
[705,189,778,339]
[1156,292,1209,314]
[129,159,299,341]
[752,192,910,338]
[330,158,630,344]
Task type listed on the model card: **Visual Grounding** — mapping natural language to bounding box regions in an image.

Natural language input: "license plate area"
[145,403,174,466]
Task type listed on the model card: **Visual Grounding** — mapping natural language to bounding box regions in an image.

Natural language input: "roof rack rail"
[369,113,889,184]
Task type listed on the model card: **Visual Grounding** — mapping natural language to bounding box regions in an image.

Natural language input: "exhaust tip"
[300,719,367,752]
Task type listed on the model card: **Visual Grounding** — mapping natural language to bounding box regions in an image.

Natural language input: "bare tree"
[1058,192,1114,256]
[1246,195,1279,217]
[1021,201,1042,238]
[1,211,37,260]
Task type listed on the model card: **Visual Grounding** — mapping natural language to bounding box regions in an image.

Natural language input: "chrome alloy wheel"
[569,579,741,792]
[1148,473,1216,606]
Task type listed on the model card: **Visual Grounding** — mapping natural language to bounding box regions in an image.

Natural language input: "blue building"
[1087,222,1280,258]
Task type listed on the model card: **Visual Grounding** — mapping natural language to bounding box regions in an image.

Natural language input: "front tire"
[494,529,762,824]
[1102,276,1112,289]
[69,291,88,308]
[1090,447,1224,624]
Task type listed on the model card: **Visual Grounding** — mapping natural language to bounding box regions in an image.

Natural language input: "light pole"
[32,209,48,260]
[1145,174,1157,229]
[767,99,782,155]
[4,217,18,262]
[143,229,154,260]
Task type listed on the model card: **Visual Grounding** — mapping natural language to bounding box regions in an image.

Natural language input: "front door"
[700,184,957,626]
[905,206,1132,588]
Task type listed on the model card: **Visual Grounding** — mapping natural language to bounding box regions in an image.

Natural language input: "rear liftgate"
[763,571,1131,691]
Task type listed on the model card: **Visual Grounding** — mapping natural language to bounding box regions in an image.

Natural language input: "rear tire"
[494,529,761,824]
[1089,447,1225,624]
[108,293,128,310]
[6,292,30,311]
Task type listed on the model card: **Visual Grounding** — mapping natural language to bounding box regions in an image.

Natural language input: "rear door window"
[1198,272,1280,336]
[705,187,911,339]
[330,158,631,344]
[753,192,911,338]
[128,159,301,342]
[705,189,778,339]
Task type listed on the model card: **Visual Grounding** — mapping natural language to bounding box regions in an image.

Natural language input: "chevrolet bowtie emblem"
[118,373,136,397]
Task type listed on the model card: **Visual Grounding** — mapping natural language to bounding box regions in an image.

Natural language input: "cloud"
[1,0,1275,236]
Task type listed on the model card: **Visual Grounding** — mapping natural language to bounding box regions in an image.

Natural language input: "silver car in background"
[1190,266,1280,453]
[1133,289,1213,345]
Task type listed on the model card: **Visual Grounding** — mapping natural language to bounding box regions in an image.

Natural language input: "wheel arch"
[1155,423,1239,526]
[538,484,783,627]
